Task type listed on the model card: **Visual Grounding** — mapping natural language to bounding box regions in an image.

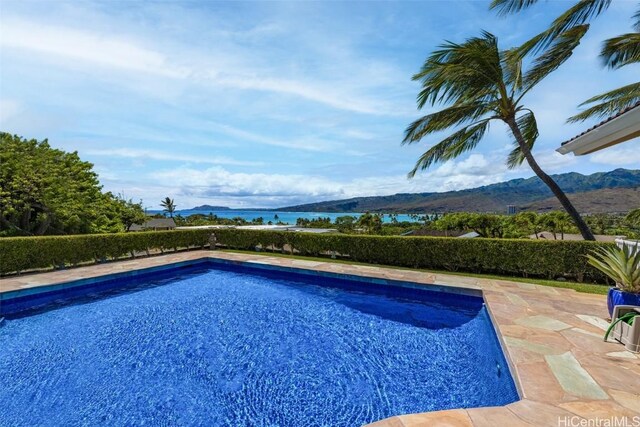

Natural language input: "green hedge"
[0,230,212,275]
[212,229,613,283]
[0,228,614,283]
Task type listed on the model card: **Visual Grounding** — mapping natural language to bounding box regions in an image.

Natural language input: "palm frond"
[413,32,503,108]
[568,81,640,122]
[601,32,640,69]
[634,7,640,32]
[579,81,640,105]
[515,0,611,57]
[550,0,610,33]
[402,102,493,144]
[489,0,540,16]
[522,24,589,93]
[506,111,538,168]
[408,120,491,178]
[503,47,523,95]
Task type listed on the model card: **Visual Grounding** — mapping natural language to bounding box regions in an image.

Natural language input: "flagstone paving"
[1,249,639,426]
[515,314,572,332]
[545,352,608,400]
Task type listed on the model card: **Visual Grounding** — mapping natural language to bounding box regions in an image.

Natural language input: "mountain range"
[277,169,640,214]
[190,205,231,211]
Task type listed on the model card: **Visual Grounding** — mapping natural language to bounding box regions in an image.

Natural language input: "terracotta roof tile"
[561,101,640,146]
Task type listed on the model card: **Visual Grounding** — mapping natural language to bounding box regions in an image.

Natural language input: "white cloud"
[205,122,336,152]
[2,1,630,210]
[85,148,262,166]
[589,143,640,166]
[0,19,188,78]
[522,149,577,172]
[153,167,342,199]
[215,75,392,115]
[0,16,405,115]
[426,154,509,190]
[432,154,494,177]
[146,153,511,207]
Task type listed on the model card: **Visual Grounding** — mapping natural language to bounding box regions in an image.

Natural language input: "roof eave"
[557,107,640,156]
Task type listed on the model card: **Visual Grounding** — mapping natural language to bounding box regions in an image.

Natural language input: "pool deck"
[1,250,639,426]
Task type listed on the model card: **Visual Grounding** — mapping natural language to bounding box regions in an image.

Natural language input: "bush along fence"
[212,229,614,283]
[0,228,614,283]
[0,229,212,275]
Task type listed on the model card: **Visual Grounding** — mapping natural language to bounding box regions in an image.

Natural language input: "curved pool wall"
[0,259,520,426]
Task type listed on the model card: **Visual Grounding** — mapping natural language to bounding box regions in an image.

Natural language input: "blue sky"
[1,0,638,210]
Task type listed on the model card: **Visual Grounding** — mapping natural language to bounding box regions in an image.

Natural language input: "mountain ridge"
[276,168,640,214]
[189,205,231,211]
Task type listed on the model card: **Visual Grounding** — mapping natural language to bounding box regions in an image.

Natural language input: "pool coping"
[1,250,639,426]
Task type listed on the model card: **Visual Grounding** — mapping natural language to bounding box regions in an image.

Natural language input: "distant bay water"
[149,209,420,224]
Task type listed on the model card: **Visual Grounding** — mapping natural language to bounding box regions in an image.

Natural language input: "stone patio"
[1,250,639,426]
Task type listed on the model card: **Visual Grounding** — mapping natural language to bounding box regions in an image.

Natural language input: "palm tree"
[160,197,177,218]
[403,31,595,240]
[357,212,383,234]
[490,0,640,121]
[571,11,640,121]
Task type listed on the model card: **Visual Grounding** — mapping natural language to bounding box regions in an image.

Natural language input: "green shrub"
[0,230,212,275]
[0,228,613,283]
[212,229,612,283]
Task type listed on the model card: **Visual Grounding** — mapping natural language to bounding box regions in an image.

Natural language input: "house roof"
[401,229,467,237]
[557,101,640,156]
[457,231,480,238]
[529,231,624,242]
[144,218,176,228]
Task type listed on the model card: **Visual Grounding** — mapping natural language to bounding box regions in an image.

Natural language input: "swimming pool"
[0,260,519,426]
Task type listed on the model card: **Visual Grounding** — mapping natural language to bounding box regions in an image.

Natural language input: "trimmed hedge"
[212,229,613,283]
[0,230,212,275]
[0,228,614,283]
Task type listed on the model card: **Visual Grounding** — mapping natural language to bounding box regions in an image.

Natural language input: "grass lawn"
[221,249,609,295]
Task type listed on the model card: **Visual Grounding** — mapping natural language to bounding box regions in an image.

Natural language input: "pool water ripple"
[0,265,518,426]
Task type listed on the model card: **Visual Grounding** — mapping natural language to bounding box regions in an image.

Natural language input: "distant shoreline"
[145,209,426,224]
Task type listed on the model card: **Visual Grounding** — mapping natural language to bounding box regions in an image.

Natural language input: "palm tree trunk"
[506,118,595,241]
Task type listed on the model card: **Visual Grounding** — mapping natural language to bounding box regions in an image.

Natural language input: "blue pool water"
[0,262,518,426]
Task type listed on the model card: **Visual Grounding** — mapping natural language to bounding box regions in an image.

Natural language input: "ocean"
[150,209,422,224]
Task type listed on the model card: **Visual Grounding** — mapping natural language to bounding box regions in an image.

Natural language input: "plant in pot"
[586,243,640,317]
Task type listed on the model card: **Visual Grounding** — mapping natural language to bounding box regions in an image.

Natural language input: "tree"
[335,215,357,233]
[173,214,186,226]
[403,32,595,240]
[232,216,246,225]
[296,217,332,228]
[511,211,540,238]
[625,208,640,238]
[433,213,464,237]
[0,133,118,235]
[468,213,506,238]
[585,213,613,235]
[160,197,177,218]
[115,197,146,231]
[433,212,505,238]
[357,213,383,234]
[490,0,640,121]
[539,211,573,240]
